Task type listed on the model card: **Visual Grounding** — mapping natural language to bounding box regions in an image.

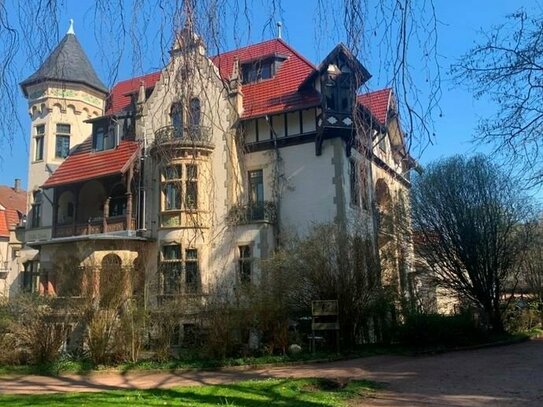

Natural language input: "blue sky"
[0,0,536,190]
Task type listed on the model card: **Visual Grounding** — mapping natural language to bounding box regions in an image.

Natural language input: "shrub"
[397,311,487,348]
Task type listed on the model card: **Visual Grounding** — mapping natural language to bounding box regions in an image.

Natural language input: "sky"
[0,0,537,192]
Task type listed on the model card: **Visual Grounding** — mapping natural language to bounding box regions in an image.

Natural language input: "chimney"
[14,178,21,192]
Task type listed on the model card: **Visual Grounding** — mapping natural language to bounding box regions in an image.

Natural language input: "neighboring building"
[19,25,414,319]
[0,180,26,299]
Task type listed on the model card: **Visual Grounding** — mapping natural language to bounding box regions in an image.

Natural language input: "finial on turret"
[67,19,75,35]
[277,21,282,39]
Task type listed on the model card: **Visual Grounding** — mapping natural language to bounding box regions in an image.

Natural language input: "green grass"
[0,345,407,377]
[0,378,379,406]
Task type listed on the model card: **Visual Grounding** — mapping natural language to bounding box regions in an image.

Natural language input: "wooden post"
[103,197,110,233]
[126,162,134,230]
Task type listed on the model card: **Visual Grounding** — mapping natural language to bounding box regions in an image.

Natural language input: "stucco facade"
[17,27,416,321]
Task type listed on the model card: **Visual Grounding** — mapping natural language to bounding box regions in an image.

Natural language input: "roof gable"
[211,39,320,118]
[0,185,27,214]
[21,33,108,96]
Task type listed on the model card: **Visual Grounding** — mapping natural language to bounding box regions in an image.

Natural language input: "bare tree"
[412,155,534,332]
[452,8,543,185]
[520,222,543,304]
[0,0,439,159]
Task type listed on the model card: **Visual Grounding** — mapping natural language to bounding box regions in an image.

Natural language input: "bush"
[397,311,487,349]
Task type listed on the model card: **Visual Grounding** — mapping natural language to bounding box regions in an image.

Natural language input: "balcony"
[53,216,136,239]
[154,125,214,150]
[227,201,277,226]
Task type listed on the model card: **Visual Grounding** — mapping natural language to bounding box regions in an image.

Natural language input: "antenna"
[277,21,282,39]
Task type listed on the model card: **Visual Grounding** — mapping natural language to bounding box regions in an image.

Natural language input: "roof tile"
[357,88,392,126]
[43,139,140,188]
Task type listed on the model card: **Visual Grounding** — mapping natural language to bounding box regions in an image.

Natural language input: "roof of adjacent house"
[20,33,108,96]
[42,139,140,188]
[0,185,26,237]
[357,88,392,126]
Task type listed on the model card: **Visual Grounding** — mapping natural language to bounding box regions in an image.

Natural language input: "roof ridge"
[113,71,162,87]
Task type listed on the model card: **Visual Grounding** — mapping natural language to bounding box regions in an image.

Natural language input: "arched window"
[100,254,124,307]
[170,102,183,137]
[189,97,201,128]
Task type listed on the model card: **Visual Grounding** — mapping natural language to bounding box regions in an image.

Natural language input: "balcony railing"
[53,216,136,238]
[226,201,277,226]
[154,125,214,149]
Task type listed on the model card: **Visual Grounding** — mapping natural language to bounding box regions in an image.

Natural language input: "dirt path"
[1,339,541,406]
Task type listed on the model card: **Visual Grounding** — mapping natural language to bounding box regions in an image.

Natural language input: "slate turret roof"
[20,33,108,96]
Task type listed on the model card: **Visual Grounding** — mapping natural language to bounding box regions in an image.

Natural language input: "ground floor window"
[160,245,200,294]
[238,245,252,284]
[22,261,40,292]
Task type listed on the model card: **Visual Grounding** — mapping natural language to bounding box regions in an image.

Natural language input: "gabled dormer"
[302,44,371,155]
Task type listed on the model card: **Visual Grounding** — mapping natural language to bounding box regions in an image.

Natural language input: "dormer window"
[241,55,286,84]
[93,119,117,151]
[323,63,354,113]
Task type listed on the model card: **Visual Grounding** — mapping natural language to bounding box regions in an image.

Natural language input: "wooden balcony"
[53,216,136,238]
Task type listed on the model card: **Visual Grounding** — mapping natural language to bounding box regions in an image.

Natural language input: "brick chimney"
[14,178,21,192]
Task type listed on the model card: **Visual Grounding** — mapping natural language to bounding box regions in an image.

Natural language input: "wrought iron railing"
[226,201,277,225]
[154,125,214,148]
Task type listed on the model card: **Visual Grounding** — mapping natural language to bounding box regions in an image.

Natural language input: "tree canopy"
[412,155,534,332]
[453,8,543,185]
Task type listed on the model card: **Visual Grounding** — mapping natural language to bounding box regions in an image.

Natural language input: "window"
[109,185,127,217]
[31,190,42,228]
[323,64,353,113]
[170,102,183,136]
[248,169,264,220]
[350,160,359,206]
[238,245,252,284]
[161,164,198,212]
[162,244,182,295]
[161,245,199,294]
[93,122,116,151]
[34,125,45,161]
[189,98,201,128]
[55,124,71,158]
[22,261,40,292]
[241,59,274,84]
[185,249,199,293]
[185,164,198,209]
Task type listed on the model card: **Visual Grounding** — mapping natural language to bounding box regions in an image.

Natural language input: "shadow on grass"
[0,378,378,407]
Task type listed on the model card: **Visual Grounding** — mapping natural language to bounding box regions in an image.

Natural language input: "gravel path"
[1,339,541,406]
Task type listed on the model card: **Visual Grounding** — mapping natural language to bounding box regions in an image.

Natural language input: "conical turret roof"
[21,32,108,96]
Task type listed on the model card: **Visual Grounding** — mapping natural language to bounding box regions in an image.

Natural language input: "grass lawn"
[0,378,379,406]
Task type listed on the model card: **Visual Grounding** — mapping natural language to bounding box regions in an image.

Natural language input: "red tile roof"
[43,139,140,188]
[0,211,8,238]
[212,39,320,118]
[0,185,27,214]
[106,72,161,115]
[357,88,391,126]
[5,208,21,228]
[105,39,320,120]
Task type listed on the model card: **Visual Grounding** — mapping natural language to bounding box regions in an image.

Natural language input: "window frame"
[34,125,45,161]
[55,123,71,158]
[160,163,199,215]
[349,159,360,207]
[238,245,253,284]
